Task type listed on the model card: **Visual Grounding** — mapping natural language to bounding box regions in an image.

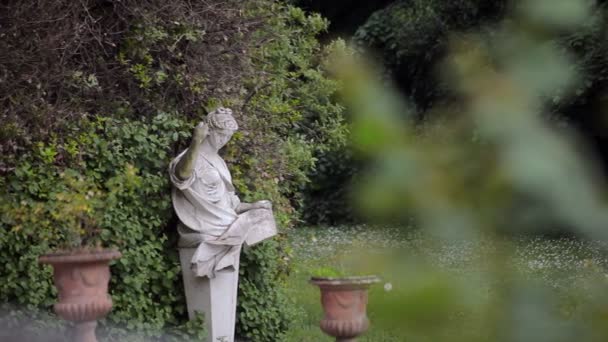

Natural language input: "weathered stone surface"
[179,247,239,342]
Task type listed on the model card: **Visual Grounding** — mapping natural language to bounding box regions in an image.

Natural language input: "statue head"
[206,107,238,150]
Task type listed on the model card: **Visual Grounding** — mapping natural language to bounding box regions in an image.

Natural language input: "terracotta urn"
[39,249,121,342]
[310,275,380,342]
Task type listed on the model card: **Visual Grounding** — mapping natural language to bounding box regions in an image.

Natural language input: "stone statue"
[169,107,277,341]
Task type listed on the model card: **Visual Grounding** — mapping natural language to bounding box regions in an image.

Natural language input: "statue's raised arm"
[174,121,209,181]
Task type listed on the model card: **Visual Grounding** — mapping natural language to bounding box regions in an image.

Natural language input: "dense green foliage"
[306,0,608,225]
[300,0,508,225]
[289,0,395,37]
[353,0,507,112]
[0,0,346,340]
[302,143,360,224]
[353,0,608,114]
[556,3,608,108]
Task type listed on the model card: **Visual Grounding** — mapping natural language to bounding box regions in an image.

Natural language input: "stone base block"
[179,248,240,342]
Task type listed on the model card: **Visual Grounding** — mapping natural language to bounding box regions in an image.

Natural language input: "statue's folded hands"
[236,200,272,214]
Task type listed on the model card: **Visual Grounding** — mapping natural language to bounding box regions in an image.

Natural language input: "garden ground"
[2,225,608,341]
[281,225,608,341]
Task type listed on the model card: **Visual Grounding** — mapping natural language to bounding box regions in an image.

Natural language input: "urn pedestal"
[39,249,121,342]
[310,276,380,342]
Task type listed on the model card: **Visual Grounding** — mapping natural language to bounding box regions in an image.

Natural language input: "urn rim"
[309,275,380,287]
[39,249,121,264]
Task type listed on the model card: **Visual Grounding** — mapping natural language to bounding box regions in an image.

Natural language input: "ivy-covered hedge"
[0,0,345,340]
[0,115,195,339]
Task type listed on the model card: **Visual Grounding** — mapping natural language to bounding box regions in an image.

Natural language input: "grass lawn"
[280,225,608,341]
[4,225,608,341]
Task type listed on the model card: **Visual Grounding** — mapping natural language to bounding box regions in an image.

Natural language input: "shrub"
[312,0,608,227]
[301,143,360,224]
[295,1,509,225]
[353,0,508,112]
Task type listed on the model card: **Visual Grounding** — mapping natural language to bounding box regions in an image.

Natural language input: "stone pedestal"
[179,248,240,342]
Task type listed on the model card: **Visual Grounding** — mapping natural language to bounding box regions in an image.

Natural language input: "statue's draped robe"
[170,149,275,278]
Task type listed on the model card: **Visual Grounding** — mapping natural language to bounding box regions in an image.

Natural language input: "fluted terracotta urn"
[39,249,121,342]
[310,275,380,342]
